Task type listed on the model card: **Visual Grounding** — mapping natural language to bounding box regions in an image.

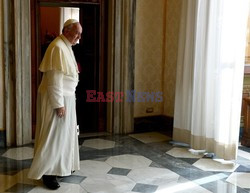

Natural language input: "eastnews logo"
[86,90,163,103]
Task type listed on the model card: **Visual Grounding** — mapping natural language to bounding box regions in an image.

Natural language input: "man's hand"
[56,107,65,118]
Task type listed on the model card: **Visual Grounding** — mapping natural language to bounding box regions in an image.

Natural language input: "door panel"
[75,4,100,133]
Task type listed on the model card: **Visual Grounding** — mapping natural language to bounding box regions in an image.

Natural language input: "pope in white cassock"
[28,19,82,190]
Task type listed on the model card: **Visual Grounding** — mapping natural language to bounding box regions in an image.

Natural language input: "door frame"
[30,0,107,137]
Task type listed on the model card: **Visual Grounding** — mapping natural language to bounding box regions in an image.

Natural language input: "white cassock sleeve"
[46,70,64,109]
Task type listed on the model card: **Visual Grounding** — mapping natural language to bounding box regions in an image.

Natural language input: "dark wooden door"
[75,4,100,133]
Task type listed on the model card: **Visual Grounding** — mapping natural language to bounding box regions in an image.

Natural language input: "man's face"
[67,23,82,45]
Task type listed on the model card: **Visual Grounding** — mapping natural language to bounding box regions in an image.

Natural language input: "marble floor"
[1,132,250,193]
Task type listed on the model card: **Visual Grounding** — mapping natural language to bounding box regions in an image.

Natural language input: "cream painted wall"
[134,0,182,118]
[134,0,165,117]
[0,0,4,130]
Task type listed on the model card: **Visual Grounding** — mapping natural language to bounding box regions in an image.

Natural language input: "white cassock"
[28,34,80,180]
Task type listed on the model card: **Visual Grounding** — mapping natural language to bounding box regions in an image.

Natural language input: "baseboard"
[0,130,6,147]
[134,115,173,137]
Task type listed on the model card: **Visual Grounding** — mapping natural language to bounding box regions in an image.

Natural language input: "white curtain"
[173,0,249,160]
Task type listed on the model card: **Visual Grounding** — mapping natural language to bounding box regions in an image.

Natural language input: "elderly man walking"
[28,19,82,190]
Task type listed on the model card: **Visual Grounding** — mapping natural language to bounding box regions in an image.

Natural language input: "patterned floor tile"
[166,147,204,159]
[106,175,137,192]
[0,174,20,192]
[146,141,174,153]
[0,158,32,175]
[234,165,250,173]
[156,178,213,193]
[238,146,250,154]
[108,167,131,176]
[193,173,228,185]
[201,179,239,193]
[169,141,190,148]
[81,138,115,150]
[132,183,158,193]
[58,175,86,184]
[127,167,179,186]
[129,132,170,144]
[180,158,200,165]
[4,183,36,193]
[193,159,239,172]
[28,183,87,193]
[226,172,250,189]
[0,169,42,192]
[14,169,43,186]
[149,162,165,169]
[79,160,112,177]
[1,133,250,193]
[2,147,34,160]
[80,174,135,193]
[106,154,152,169]
[238,149,250,161]
[156,181,213,193]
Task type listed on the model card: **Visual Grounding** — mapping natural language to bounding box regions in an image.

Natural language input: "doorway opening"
[31,1,108,137]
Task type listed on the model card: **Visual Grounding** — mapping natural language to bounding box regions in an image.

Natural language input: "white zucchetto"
[63,19,79,28]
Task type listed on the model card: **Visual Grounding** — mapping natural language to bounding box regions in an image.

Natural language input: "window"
[246,11,250,65]
[60,7,80,32]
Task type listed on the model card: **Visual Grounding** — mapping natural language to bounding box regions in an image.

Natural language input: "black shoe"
[42,175,60,190]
